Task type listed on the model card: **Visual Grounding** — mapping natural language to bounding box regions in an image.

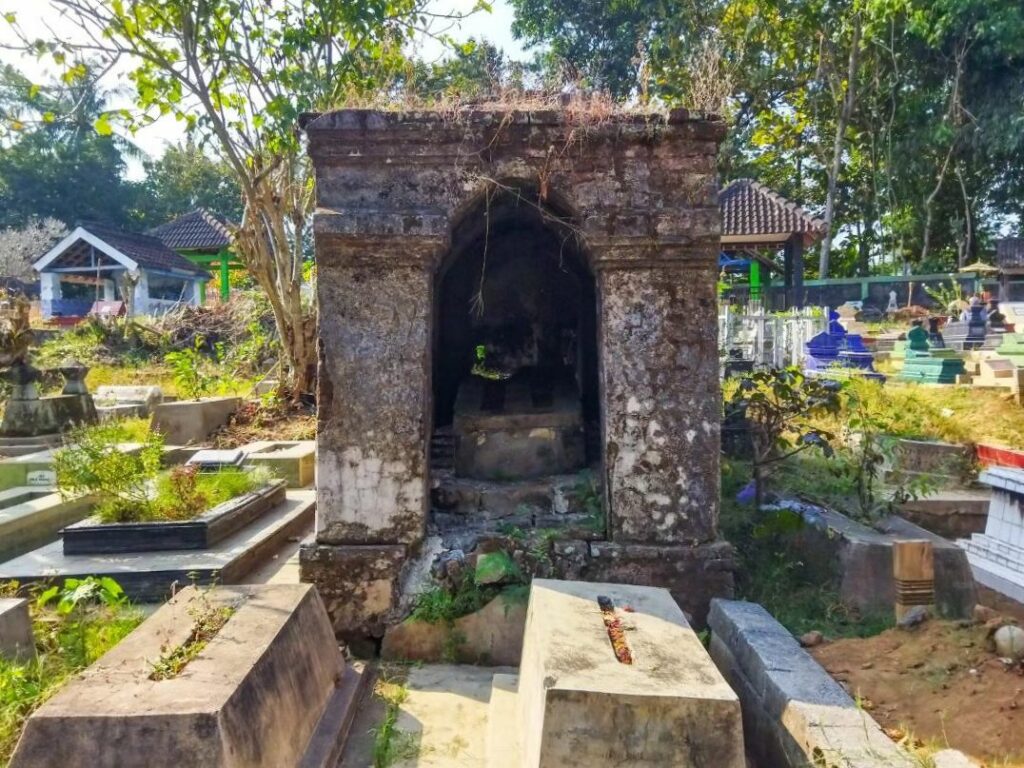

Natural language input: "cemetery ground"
[8,303,1024,765]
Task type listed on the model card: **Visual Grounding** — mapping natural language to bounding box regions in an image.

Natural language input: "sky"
[0,0,528,174]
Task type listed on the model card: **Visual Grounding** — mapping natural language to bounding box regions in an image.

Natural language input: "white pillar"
[39,273,62,319]
[192,278,205,306]
[103,279,116,302]
[132,272,150,316]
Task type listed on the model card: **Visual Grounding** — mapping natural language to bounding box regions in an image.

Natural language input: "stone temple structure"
[300,107,733,643]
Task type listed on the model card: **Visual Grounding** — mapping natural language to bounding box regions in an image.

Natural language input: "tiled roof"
[147,209,233,252]
[50,223,211,277]
[720,178,826,239]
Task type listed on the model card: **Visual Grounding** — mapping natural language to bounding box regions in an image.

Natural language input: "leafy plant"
[148,587,236,681]
[574,470,605,534]
[1,577,140,763]
[150,466,270,522]
[844,391,939,522]
[53,423,164,523]
[924,280,965,314]
[724,368,843,508]
[371,673,418,768]
[163,334,225,400]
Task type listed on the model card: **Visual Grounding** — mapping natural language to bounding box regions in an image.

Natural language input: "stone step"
[964,549,1024,603]
[958,534,1024,570]
[484,673,521,768]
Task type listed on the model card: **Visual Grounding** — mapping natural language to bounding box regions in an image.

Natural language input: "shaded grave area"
[431,186,601,541]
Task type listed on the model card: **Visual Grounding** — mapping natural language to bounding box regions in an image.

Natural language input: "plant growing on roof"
[724,367,842,508]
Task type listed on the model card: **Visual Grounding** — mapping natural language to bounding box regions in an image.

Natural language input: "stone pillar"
[595,251,721,545]
[301,235,440,643]
[39,273,61,319]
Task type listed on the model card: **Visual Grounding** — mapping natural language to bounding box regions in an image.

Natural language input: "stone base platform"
[0,491,315,601]
[10,584,361,768]
[300,539,735,644]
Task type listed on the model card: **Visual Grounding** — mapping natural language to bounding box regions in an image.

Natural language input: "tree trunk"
[819,16,863,279]
[233,161,318,399]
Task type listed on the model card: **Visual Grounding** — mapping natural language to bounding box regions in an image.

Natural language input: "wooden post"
[893,540,935,621]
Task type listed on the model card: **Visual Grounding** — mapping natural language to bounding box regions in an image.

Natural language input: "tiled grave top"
[980,467,1024,496]
[186,449,246,469]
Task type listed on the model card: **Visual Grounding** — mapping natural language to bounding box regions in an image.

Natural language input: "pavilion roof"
[147,209,233,252]
[33,223,210,278]
[719,178,826,246]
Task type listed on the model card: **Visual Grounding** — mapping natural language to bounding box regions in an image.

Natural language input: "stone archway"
[301,107,733,643]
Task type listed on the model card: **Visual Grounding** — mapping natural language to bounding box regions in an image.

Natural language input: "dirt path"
[811,620,1024,765]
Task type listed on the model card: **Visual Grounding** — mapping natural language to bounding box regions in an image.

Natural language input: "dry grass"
[810,378,1024,448]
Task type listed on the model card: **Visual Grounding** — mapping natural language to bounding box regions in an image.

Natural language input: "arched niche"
[432,182,601,478]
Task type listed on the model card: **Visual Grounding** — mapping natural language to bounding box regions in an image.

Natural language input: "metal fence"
[719,305,826,369]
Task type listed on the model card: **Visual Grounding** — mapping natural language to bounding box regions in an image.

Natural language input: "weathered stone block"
[149,397,240,445]
[0,598,34,662]
[381,591,526,665]
[243,440,316,488]
[508,579,745,767]
[708,599,915,768]
[299,542,407,642]
[583,539,736,627]
[10,584,351,768]
[789,506,976,618]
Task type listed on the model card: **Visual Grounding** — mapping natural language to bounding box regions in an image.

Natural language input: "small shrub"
[53,423,164,523]
[149,587,237,681]
[724,367,842,508]
[0,578,141,763]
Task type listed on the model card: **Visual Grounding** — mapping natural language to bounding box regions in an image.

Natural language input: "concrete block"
[94,385,164,410]
[789,506,976,618]
[512,579,745,767]
[149,397,241,445]
[0,489,96,562]
[382,591,526,665]
[0,598,34,662]
[10,584,352,768]
[244,440,316,488]
[708,599,915,768]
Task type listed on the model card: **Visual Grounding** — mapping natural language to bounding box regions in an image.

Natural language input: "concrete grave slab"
[0,598,34,662]
[0,490,315,601]
[0,450,57,492]
[708,599,915,768]
[149,396,241,444]
[62,480,287,554]
[94,385,164,410]
[495,579,745,767]
[0,488,95,562]
[10,584,360,768]
[243,440,316,488]
[787,503,976,618]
